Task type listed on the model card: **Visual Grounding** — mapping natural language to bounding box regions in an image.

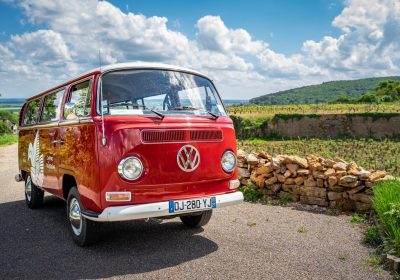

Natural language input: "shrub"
[351,214,366,224]
[0,110,18,124]
[373,180,400,254]
[0,122,12,134]
[363,226,383,247]
[239,185,263,202]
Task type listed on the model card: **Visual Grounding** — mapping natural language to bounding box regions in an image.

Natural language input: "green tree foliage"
[250,76,400,105]
[0,122,12,134]
[375,80,400,101]
[0,110,18,124]
[334,94,352,104]
[331,80,400,104]
[357,93,377,103]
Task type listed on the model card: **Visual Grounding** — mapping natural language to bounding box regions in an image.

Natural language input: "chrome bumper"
[83,191,244,222]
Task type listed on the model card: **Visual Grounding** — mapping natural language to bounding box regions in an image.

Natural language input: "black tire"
[25,175,44,209]
[67,187,100,246]
[180,210,213,228]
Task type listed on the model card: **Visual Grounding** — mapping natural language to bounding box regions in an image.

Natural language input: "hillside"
[250,76,400,105]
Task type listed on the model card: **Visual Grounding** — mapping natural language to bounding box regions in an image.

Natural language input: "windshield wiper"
[148,108,164,119]
[169,106,219,120]
[106,102,164,119]
[205,110,219,119]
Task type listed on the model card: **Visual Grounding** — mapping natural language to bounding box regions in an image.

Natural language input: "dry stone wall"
[238,150,393,212]
[232,114,400,139]
[269,114,400,138]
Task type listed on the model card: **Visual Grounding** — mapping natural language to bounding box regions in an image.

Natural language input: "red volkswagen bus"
[16,62,243,246]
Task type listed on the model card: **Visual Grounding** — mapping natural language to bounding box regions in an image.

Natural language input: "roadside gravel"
[0,144,391,279]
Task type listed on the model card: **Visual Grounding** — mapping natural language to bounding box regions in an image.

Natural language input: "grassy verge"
[0,134,18,146]
[372,179,400,256]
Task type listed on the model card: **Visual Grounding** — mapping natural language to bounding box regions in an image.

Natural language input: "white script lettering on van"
[28,132,44,187]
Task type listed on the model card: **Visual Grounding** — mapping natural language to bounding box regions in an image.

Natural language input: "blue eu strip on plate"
[211,197,216,208]
[169,201,175,213]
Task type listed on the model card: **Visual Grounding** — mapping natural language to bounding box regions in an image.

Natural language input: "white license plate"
[169,197,217,213]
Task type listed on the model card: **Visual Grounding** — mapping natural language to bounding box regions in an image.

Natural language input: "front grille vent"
[190,130,223,141]
[142,129,223,143]
[142,130,185,143]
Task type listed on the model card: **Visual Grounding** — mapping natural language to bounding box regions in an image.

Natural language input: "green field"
[0,107,22,113]
[238,138,400,177]
[227,103,400,120]
[0,106,21,114]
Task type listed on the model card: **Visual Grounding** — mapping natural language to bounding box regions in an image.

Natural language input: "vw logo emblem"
[177,145,200,172]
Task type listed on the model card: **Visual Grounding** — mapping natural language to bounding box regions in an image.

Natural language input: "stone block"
[300,196,329,207]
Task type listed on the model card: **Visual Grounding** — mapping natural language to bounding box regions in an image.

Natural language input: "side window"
[41,89,64,123]
[23,99,41,126]
[66,80,91,120]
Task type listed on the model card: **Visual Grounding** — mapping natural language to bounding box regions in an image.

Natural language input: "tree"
[335,94,352,103]
[375,80,400,101]
[357,93,377,103]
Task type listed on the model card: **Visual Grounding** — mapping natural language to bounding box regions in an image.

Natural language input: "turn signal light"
[106,192,131,202]
[229,179,240,189]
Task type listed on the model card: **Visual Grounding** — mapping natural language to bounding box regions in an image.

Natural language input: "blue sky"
[114,0,344,54]
[0,0,344,55]
[0,0,399,99]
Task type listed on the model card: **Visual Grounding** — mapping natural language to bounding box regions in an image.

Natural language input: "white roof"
[88,62,208,78]
[29,62,212,100]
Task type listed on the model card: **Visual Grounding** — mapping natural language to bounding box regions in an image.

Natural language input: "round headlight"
[118,157,143,180]
[221,151,237,173]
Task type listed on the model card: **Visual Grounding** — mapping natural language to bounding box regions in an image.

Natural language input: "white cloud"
[257,49,322,77]
[196,15,266,54]
[10,30,71,62]
[302,0,400,77]
[0,0,399,99]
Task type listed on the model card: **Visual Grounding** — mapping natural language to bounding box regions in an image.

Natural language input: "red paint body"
[18,69,238,213]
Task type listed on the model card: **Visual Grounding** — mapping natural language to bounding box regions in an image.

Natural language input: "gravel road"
[0,144,391,280]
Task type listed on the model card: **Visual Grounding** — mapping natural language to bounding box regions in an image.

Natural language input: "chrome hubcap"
[25,177,32,202]
[69,198,82,236]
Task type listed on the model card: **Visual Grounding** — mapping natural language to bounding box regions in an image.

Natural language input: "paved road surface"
[0,144,391,279]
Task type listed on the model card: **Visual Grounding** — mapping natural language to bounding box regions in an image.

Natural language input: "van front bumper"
[82,191,244,222]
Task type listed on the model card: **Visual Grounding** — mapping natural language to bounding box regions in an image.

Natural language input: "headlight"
[118,156,143,180]
[221,151,237,172]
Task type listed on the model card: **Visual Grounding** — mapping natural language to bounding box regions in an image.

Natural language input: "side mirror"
[64,102,77,120]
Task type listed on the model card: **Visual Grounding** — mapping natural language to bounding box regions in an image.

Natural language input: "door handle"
[51,140,65,144]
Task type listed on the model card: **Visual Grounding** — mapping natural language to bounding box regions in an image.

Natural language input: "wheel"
[25,175,44,209]
[180,210,213,228]
[67,187,100,246]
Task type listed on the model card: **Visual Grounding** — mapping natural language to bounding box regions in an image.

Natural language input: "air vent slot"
[190,130,223,141]
[142,130,185,143]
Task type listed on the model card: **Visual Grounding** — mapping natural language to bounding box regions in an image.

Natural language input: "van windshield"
[99,69,227,117]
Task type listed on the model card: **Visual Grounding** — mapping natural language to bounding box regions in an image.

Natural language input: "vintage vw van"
[16,62,243,246]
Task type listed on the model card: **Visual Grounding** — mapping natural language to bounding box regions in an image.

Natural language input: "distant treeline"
[333,79,400,104]
[250,76,400,105]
